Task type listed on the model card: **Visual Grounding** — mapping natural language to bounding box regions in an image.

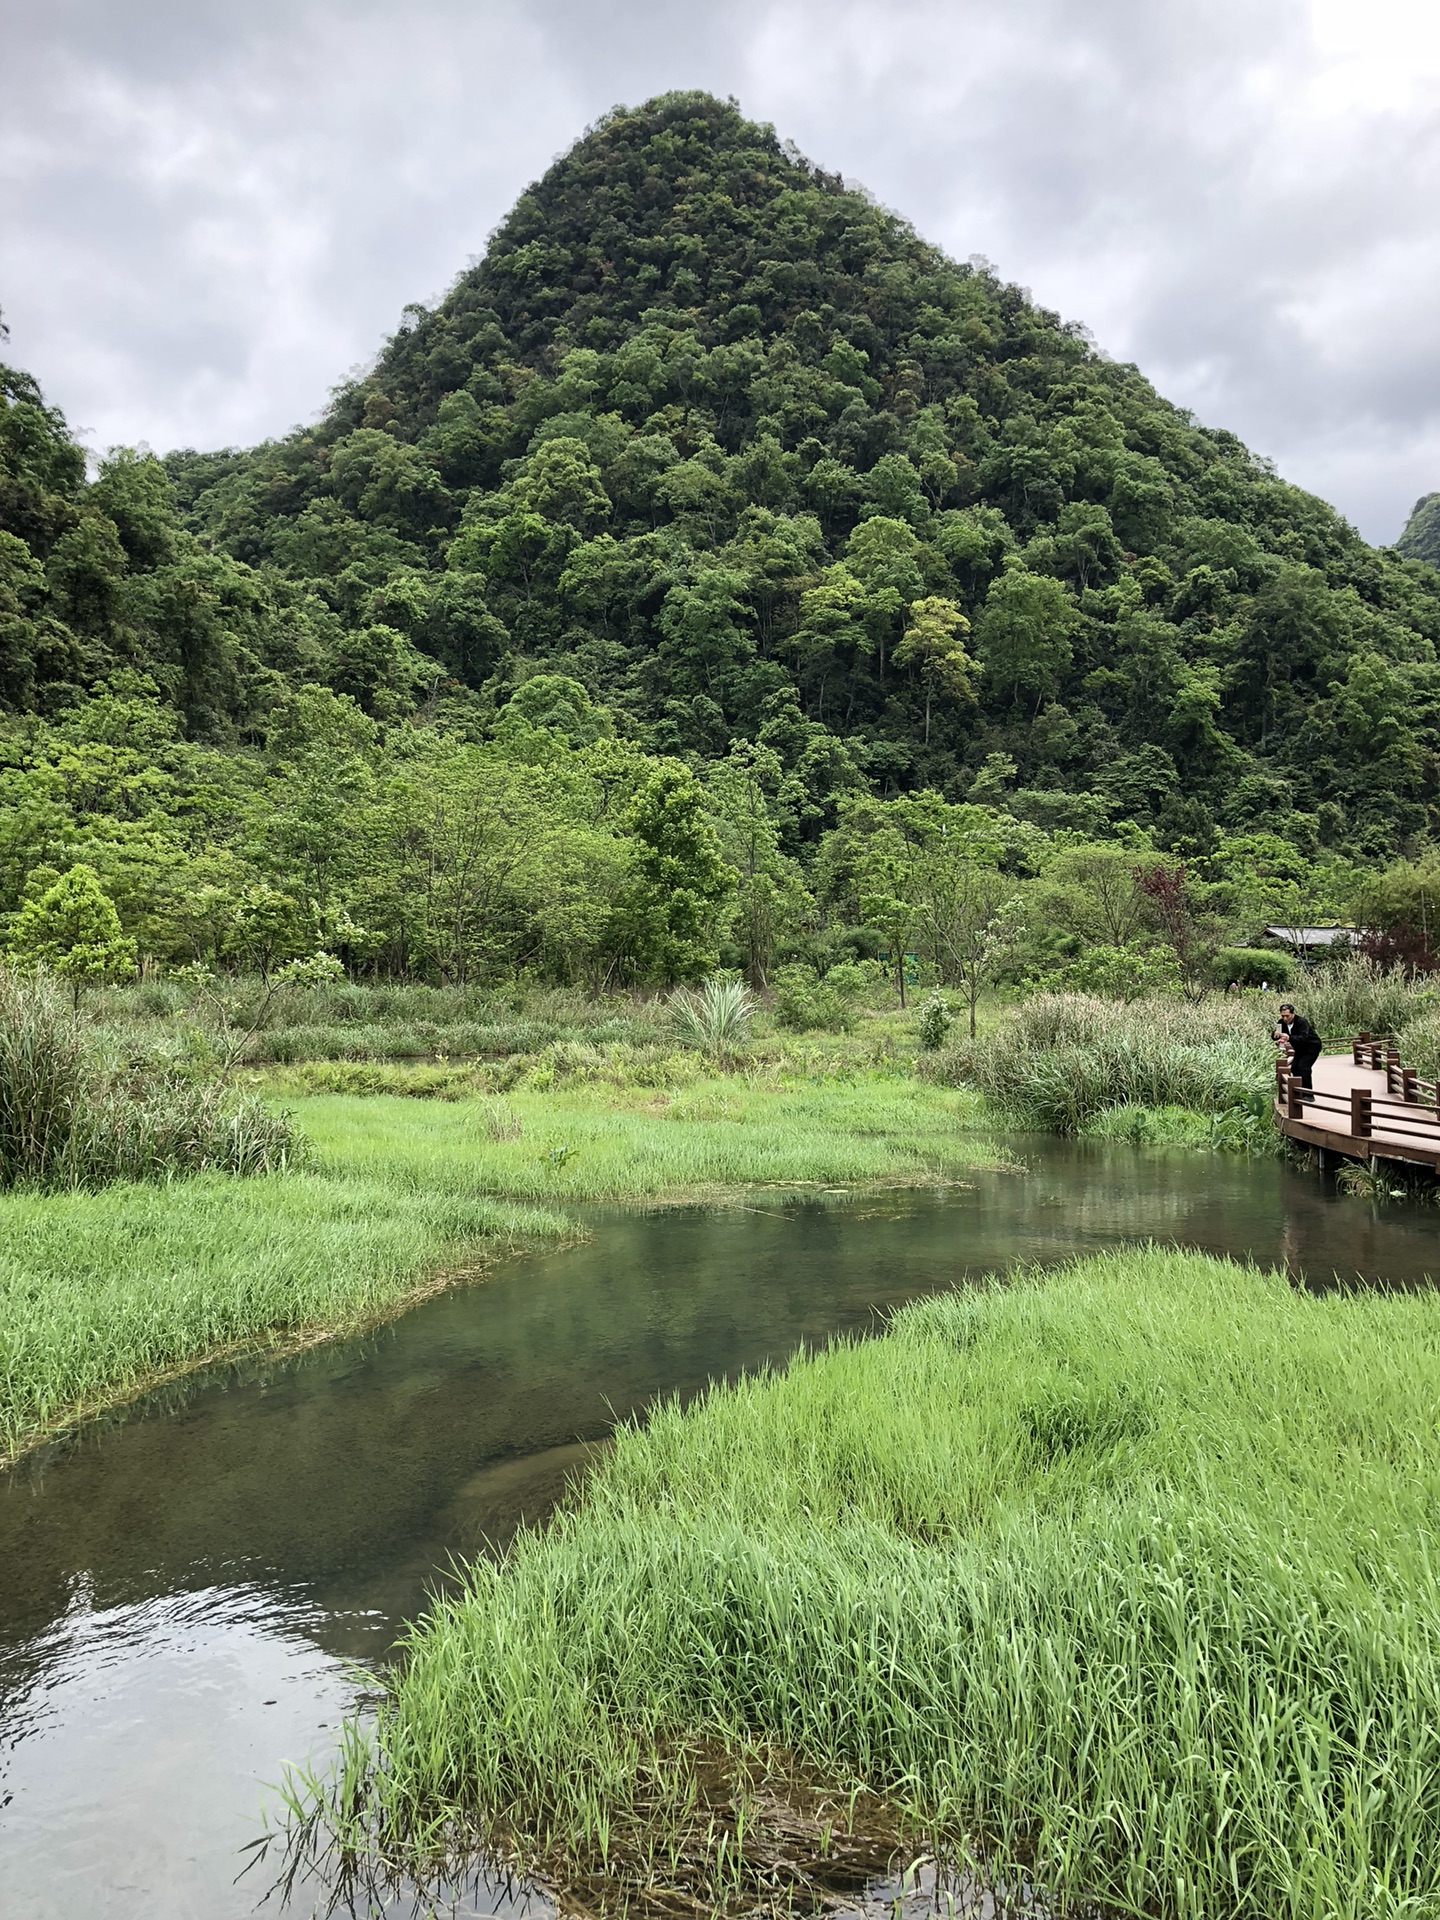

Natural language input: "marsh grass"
[938,993,1274,1133]
[0,968,299,1190]
[287,1077,1003,1203]
[0,1173,567,1462]
[287,1249,1440,1920]
[0,1070,1001,1464]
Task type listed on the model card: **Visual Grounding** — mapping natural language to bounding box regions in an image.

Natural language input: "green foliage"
[944,992,1273,1132]
[1397,492,1440,567]
[1079,1098,1275,1154]
[771,962,859,1033]
[6,94,1440,988]
[0,966,299,1191]
[1212,945,1292,988]
[294,1249,1440,1919]
[0,1170,564,1461]
[8,862,136,1002]
[916,992,951,1050]
[669,977,755,1059]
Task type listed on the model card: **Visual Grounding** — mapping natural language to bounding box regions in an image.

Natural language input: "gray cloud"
[2,0,1437,542]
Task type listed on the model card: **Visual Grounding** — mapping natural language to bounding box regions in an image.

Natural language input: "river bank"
[289,1245,1440,1920]
[0,1074,1005,1467]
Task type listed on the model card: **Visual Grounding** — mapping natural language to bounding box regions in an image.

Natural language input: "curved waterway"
[3,1139,1439,1918]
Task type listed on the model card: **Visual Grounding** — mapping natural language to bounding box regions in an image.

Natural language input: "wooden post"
[1351,1087,1372,1139]
[1354,1032,1369,1065]
[1287,1078,1304,1120]
[1275,1059,1289,1100]
[1404,1068,1419,1104]
[1370,1042,1382,1072]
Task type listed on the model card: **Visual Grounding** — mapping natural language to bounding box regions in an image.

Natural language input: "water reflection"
[1,1140,1437,1916]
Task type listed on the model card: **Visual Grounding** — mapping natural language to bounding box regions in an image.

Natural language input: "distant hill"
[5,90,1440,858]
[1398,493,1440,568]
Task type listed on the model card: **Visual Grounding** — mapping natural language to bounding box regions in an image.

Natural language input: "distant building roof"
[1263,925,1361,949]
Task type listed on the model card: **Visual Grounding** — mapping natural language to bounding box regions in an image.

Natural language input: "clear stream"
[2,1139,1439,1920]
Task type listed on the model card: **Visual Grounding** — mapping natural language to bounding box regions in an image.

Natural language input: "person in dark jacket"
[1275,1003,1322,1092]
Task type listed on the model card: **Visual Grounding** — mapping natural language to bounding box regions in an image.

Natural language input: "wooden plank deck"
[1275,1043,1440,1168]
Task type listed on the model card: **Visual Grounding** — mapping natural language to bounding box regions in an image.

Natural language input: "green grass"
[286,1076,1003,1203]
[0,1173,567,1464]
[0,1073,1003,1465]
[938,992,1276,1133]
[293,1249,1440,1920]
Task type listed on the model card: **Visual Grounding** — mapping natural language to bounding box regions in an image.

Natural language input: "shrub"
[1211,947,1292,989]
[772,964,859,1033]
[917,994,951,1051]
[1302,954,1436,1042]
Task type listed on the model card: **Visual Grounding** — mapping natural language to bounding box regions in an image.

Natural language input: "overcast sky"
[2,0,1438,544]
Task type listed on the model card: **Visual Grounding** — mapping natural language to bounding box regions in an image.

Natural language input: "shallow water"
[2,1139,1437,1918]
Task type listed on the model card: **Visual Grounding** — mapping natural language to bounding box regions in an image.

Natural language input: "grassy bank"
[291,1248,1440,1919]
[0,1072,1003,1466]
[0,1173,568,1465]
[287,1078,999,1203]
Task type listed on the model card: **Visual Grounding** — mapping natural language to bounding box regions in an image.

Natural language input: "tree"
[621,762,736,983]
[853,824,920,1006]
[912,848,1024,1037]
[893,595,974,743]
[9,864,136,1004]
[707,742,813,988]
[1133,863,1216,1002]
[975,569,1077,711]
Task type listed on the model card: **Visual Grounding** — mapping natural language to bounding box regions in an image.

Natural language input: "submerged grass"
[290,1248,1440,1919]
[0,1173,566,1465]
[287,1076,1004,1202]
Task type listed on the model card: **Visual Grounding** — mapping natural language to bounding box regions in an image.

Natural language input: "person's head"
[1278,1002,1295,1018]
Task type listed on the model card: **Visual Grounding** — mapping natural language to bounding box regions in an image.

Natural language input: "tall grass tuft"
[287,1249,1440,1919]
[670,978,755,1061]
[935,992,1273,1132]
[1302,953,1436,1040]
[0,967,300,1191]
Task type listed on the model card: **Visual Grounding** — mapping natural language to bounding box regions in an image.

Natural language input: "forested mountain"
[4,91,1440,986]
[1399,494,1440,569]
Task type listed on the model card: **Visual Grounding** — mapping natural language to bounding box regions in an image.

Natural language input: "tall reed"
[0,967,300,1191]
[938,992,1273,1132]
[287,1249,1440,1920]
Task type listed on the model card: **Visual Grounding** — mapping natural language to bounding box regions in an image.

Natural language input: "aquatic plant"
[285,1248,1440,1920]
[0,1174,567,1463]
[0,1075,1000,1463]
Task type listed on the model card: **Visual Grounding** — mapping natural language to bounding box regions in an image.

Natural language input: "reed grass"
[0,1173,566,1462]
[291,1248,1440,1919]
[0,967,300,1190]
[938,993,1274,1133]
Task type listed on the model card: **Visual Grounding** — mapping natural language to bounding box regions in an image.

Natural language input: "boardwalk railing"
[1275,1030,1440,1162]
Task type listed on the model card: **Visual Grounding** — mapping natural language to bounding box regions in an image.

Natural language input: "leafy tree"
[621,762,736,983]
[9,864,136,1003]
[975,569,1077,711]
[893,595,974,743]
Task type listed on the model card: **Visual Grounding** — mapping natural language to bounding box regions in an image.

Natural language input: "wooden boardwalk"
[1275,1036,1440,1169]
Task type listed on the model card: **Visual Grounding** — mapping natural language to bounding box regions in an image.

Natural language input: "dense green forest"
[5,90,1440,989]
[1399,493,1440,569]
